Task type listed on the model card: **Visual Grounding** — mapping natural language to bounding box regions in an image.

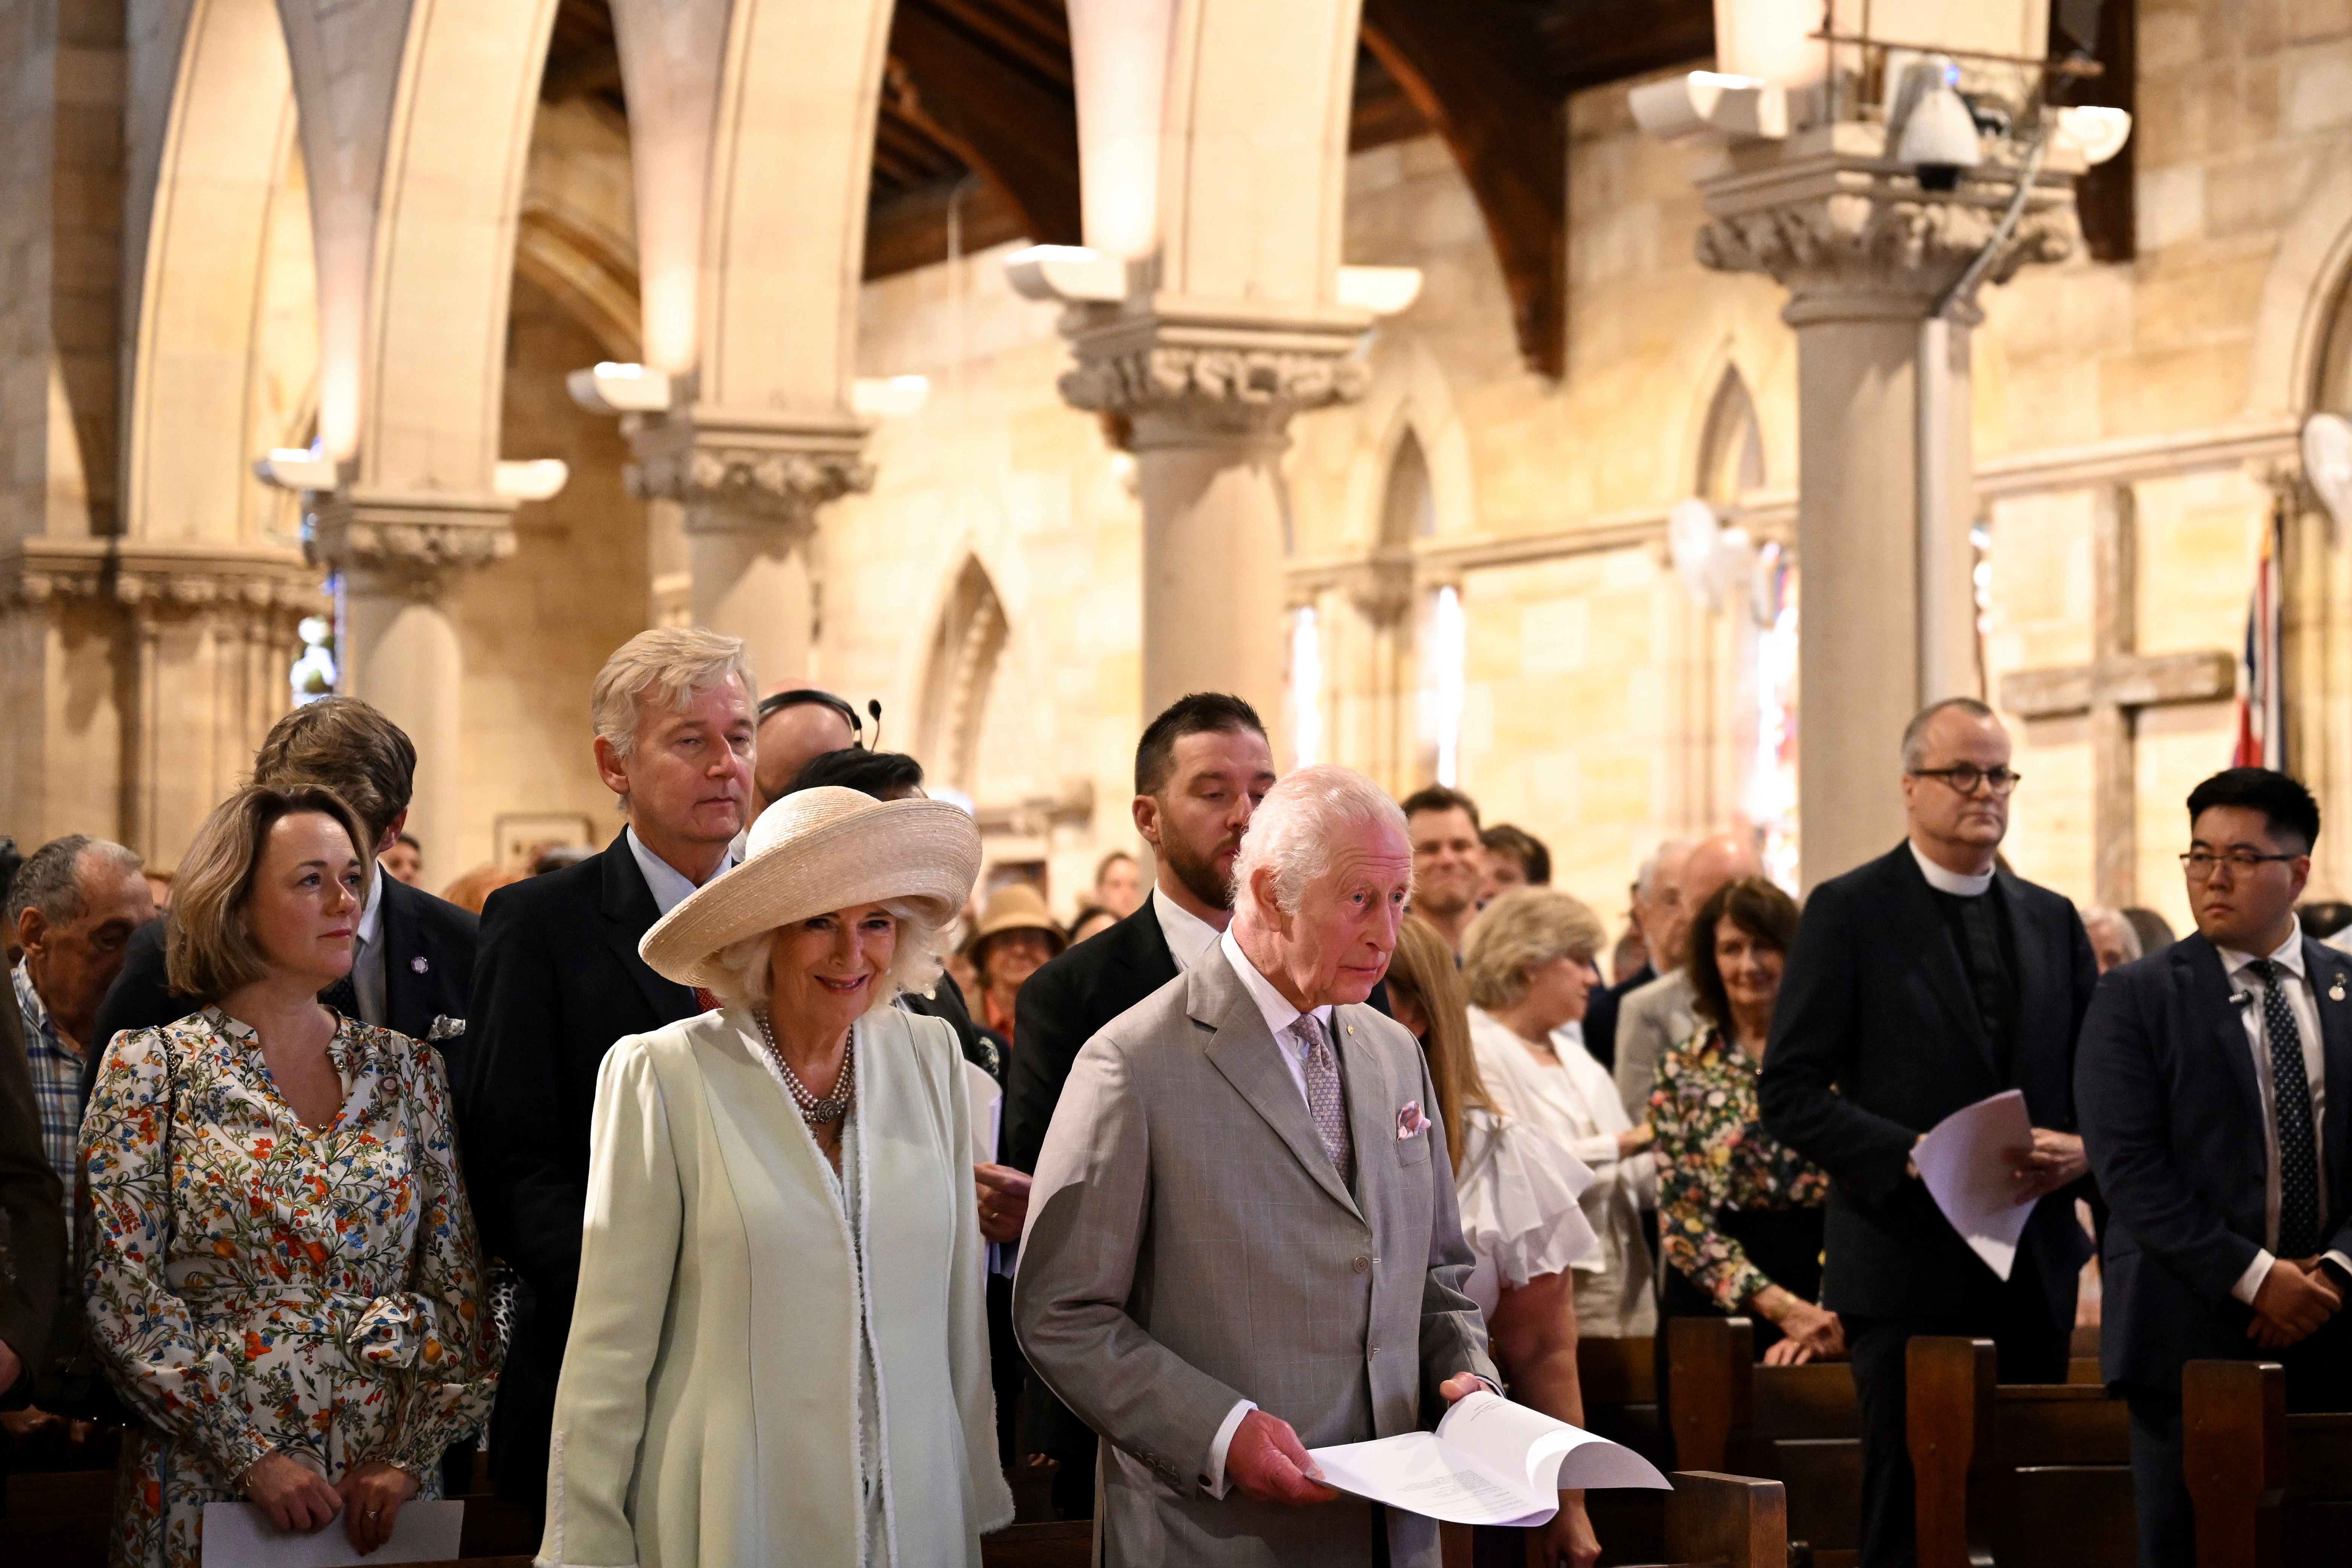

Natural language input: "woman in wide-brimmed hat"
[537,787,1012,1568]
[961,882,1067,1050]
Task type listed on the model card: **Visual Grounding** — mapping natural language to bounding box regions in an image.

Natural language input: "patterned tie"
[2249,959,2322,1259]
[1292,1015,1355,1188]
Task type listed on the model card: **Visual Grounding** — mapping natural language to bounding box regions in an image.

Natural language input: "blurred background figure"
[1464,887,1656,1340]
[2080,905,2145,974]
[380,833,425,887]
[1403,785,1487,956]
[1479,823,1552,903]
[749,687,859,819]
[1090,849,1143,918]
[1384,912,1604,1568]
[141,871,174,913]
[1066,906,1117,945]
[964,883,1066,1051]
[1649,877,1837,1369]
[441,863,527,915]
[2121,905,2177,958]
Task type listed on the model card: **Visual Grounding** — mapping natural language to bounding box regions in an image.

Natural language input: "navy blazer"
[1002,894,1180,1175]
[1757,842,2099,1326]
[2076,930,2352,1393]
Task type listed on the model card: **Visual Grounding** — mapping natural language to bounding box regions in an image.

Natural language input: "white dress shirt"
[349,868,389,1025]
[1152,888,1223,972]
[2214,920,2348,1302]
[626,825,737,917]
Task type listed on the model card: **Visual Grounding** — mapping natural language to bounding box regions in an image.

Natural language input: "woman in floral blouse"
[82,784,498,1568]
[1647,875,1840,1367]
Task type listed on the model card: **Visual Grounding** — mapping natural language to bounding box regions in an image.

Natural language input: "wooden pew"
[2182,1357,2352,1568]
[1906,1335,2135,1568]
[1664,1314,1861,1568]
[1576,1336,1668,1562]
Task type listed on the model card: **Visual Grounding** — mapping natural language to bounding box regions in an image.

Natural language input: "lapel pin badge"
[411,956,430,975]
[2331,972,2346,1002]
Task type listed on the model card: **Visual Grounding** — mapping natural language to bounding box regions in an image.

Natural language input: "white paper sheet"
[1305,1390,1669,1526]
[1912,1088,2038,1280]
[199,1500,464,1567]
[964,1058,1002,1166]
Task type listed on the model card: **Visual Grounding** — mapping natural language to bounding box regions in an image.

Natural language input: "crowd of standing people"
[0,624,2345,1568]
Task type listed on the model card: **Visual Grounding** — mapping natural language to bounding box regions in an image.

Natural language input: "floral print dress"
[82,1008,501,1568]
[1647,1027,1831,1311]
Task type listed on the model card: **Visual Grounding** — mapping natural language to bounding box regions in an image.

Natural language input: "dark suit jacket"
[1757,842,2099,1327]
[456,832,701,1507]
[2077,932,2352,1393]
[0,993,65,1381]
[1002,894,1179,1176]
[85,877,479,1106]
[1582,961,1653,1073]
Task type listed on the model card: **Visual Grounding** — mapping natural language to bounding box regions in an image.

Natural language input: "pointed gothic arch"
[1695,364,1767,505]
[918,556,1010,796]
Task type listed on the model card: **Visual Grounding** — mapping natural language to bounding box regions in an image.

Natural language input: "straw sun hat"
[962,882,1069,963]
[639,786,982,993]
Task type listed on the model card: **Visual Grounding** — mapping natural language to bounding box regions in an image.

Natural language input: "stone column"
[624,407,872,686]
[1058,303,1368,734]
[310,492,514,862]
[1690,123,2078,884]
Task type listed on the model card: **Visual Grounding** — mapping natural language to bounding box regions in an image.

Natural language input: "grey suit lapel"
[2301,936,2352,1192]
[1189,955,1362,1219]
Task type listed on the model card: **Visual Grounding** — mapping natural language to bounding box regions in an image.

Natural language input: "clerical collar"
[1909,839,1993,898]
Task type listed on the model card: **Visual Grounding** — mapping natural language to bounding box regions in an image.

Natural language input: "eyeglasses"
[1909,765,2022,797]
[2179,849,2300,880]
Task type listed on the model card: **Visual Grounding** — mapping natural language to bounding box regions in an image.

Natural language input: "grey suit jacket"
[1013,947,1497,1568]
[1611,966,1697,1120]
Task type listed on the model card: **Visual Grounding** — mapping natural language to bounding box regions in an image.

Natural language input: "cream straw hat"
[639,786,982,992]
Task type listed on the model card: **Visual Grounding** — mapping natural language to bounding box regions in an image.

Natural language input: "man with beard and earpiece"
[1001,692,1277,1518]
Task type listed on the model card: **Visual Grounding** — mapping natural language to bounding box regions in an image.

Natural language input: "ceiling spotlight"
[851,376,931,418]
[1003,245,1126,303]
[2055,105,2134,166]
[566,362,673,415]
[494,458,570,501]
[253,447,337,491]
[1627,71,1788,143]
[1336,266,1424,317]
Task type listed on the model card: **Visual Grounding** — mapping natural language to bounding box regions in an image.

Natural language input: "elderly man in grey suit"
[1612,830,1762,1118]
[1015,763,1499,1568]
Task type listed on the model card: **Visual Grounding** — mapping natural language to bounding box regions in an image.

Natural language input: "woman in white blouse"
[1384,914,1603,1568]
[1463,888,1659,1340]
[538,786,1012,1568]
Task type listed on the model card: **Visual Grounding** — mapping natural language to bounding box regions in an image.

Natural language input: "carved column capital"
[307,490,517,598]
[1057,300,1372,444]
[1343,549,1419,628]
[4,537,325,629]
[625,406,874,544]
[1690,123,2081,326]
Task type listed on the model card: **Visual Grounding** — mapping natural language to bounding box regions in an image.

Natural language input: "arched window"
[916,556,1008,797]
[1696,365,1766,507]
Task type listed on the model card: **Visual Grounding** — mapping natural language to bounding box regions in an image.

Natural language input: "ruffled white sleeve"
[1451,1110,1603,1319]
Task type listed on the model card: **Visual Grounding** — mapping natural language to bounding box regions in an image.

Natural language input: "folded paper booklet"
[199,1500,464,1567]
[1305,1390,1669,1527]
[1912,1088,2038,1281]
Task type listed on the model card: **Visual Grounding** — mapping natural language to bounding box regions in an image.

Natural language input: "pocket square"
[1396,1101,1431,1140]
[426,1015,466,1042]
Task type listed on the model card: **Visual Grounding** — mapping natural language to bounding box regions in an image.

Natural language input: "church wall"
[442,270,646,883]
[819,243,1143,920]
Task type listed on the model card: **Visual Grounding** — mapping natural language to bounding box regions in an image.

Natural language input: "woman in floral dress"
[1646,875,1838,1367]
[82,784,499,1568]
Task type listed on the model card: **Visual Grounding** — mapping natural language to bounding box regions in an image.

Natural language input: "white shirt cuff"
[2326,1249,2352,1284]
[2231,1248,2277,1306]
[1204,1399,1255,1498]
[1569,1133,1619,1167]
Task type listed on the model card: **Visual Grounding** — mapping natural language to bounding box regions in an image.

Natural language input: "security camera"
[1888,55,1982,193]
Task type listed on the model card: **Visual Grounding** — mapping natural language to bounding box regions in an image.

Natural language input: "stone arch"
[2249,140,2352,419]
[1694,363,1767,505]
[917,555,1011,796]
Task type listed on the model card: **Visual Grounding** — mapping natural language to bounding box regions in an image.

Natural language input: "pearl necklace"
[753,1009,855,1125]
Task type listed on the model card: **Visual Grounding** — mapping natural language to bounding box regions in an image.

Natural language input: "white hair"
[590,627,755,764]
[1231,765,1410,917]
[702,896,951,1013]
[2080,905,2143,964]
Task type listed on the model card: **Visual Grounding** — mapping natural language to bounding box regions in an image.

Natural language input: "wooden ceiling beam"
[1541,0,1715,97]
[887,3,1081,247]
[1362,0,1567,377]
[918,0,1071,89]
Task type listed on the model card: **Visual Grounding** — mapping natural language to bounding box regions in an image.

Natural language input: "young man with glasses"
[2077,767,2352,1568]
[1759,696,2099,1568]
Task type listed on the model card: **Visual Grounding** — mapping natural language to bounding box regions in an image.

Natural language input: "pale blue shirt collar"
[1909,838,1994,898]
[355,863,385,946]
[1151,888,1222,972]
[625,825,736,917]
